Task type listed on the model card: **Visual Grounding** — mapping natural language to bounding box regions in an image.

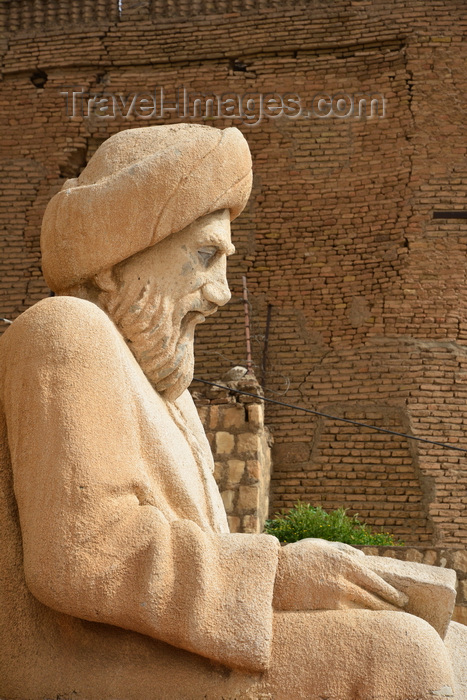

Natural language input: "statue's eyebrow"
[198,232,235,256]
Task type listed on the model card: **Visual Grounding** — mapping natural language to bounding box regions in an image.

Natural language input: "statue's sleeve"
[1,298,280,672]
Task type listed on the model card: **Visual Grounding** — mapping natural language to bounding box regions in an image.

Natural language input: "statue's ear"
[94,268,118,293]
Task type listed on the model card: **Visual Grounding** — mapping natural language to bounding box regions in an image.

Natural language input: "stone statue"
[0,124,465,699]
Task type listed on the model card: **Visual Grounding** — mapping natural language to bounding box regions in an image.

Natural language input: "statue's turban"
[41,124,252,291]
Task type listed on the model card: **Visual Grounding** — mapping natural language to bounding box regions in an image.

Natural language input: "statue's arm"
[2,297,280,672]
[273,539,408,612]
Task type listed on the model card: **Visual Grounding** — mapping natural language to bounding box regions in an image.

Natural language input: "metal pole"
[261,303,272,388]
[242,275,253,374]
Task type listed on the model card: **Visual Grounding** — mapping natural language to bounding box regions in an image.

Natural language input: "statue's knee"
[268,611,454,700]
[379,613,454,697]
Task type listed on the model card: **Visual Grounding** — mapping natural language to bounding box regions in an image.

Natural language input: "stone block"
[227,459,245,484]
[213,461,224,482]
[423,550,438,566]
[222,406,245,429]
[209,405,219,430]
[452,550,467,574]
[236,433,261,456]
[405,548,424,563]
[458,580,467,604]
[242,514,260,534]
[452,605,467,626]
[381,549,398,558]
[227,515,241,533]
[196,406,208,424]
[247,459,261,480]
[238,484,260,511]
[215,432,235,455]
[247,403,263,428]
[221,489,235,513]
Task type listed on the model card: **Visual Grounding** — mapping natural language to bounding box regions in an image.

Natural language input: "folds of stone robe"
[0,296,280,697]
[0,296,462,700]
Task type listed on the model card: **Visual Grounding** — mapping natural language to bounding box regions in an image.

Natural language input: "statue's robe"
[0,297,460,700]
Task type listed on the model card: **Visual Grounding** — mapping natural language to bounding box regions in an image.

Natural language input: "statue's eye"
[198,246,218,267]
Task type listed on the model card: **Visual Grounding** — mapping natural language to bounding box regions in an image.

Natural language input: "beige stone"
[405,547,424,563]
[238,484,260,511]
[222,406,245,429]
[0,123,464,699]
[381,548,398,558]
[227,515,241,533]
[247,459,262,480]
[237,432,261,455]
[248,403,264,427]
[423,549,438,566]
[221,489,235,513]
[215,431,235,454]
[227,458,245,484]
[452,550,467,573]
[453,605,467,626]
[209,404,219,430]
[361,546,379,556]
[213,461,223,482]
[196,405,208,426]
[242,515,260,534]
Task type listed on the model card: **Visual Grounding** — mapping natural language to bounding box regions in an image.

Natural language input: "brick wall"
[1,0,118,31]
[1,0,466,547]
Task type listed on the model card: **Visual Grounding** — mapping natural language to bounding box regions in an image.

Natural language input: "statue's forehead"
[178,210,234,255]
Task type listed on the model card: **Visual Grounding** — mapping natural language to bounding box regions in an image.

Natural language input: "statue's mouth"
[203,304,218,317]
[184,310,206,325]
[181,311,207,337]
[183,304,217,326]
[180,304,218,340]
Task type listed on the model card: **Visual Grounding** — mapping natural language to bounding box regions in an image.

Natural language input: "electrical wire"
[192,377,467,455]
[3,308,465,454]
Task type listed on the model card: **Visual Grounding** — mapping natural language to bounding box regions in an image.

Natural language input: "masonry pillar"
[191,372,272,534]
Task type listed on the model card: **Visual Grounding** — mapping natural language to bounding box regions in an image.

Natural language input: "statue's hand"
[273,538,409,612]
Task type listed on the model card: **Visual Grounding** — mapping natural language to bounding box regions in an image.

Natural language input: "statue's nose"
[203,265,231,308]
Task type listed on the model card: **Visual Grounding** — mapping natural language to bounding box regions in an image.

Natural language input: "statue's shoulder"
[1,297,118,356]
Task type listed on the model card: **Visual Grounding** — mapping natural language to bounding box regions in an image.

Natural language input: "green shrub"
[264,502,403,546]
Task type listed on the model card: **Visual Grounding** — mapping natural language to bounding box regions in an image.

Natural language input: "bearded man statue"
[0,124,465,700]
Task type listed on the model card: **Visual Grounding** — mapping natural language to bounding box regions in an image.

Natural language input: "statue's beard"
[104,281,206,402]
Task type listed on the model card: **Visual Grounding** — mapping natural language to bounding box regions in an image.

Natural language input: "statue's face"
[105,209,234,401]
[118,208,233,323]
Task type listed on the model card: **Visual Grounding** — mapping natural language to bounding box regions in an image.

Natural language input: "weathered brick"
[242,514,260,534]
[227,459,245,484]
[452,550,467,574]
[222,406,245,430]
[238,485,260,511]
[221,489,235,513]
[215,432,235,455]
[236,433,261,456]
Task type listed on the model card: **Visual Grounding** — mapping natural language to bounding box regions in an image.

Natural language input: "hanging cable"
[192,377,467,455]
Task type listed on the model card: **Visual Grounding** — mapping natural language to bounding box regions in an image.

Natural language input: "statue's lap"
[6,610,456,700]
